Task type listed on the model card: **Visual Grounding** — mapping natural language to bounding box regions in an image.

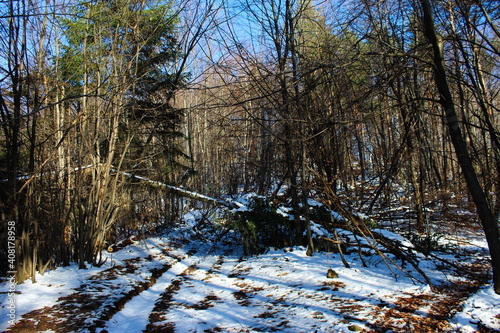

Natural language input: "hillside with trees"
[0,0,499,331]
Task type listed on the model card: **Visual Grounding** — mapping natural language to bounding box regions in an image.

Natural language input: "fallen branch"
[310,168,435,290]
[1,163,246,210]
[118,170,243,209]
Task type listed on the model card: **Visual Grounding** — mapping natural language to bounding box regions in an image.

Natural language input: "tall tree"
[419,0,500,294]
[56,0,183,267]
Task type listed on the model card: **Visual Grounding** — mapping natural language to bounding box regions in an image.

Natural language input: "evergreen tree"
[57,0,186,266]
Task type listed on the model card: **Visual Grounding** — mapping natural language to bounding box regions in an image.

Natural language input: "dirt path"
[2,238,496,333]
[4,242,191,333]
[141,253,494,332]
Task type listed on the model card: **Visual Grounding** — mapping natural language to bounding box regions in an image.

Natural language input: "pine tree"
[58,0,185,266]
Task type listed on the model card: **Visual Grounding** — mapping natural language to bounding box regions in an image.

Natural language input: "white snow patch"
[451,285,500,332]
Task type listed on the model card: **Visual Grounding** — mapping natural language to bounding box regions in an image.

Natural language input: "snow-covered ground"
[0,213,499,332]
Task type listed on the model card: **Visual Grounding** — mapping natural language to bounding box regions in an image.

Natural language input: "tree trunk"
[419,0,500,294]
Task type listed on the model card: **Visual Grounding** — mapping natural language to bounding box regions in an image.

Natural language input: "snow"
[372,228,415,248]
[276,206,293,218]
[331,210,343,221]
[451,285,500,332]
[1,213,499,332]
[310,221,328,236]
[307,198,323,207]
[104,254,205,332]
[0,264,98,331]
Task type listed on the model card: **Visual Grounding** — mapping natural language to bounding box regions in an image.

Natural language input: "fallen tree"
[117,170,244,210]
[122,168,442,290]
[10,164,456,290]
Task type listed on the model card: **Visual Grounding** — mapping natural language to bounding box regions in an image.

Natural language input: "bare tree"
[419,0,500,294]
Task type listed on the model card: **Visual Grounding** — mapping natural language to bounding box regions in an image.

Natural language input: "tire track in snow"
[144,255,226,332]
[102,253,203,333]
[154,252,363,332]
[4,242,183,333]
[143,250,245,332]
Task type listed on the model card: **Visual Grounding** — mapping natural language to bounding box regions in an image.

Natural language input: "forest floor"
[1,202,499,333]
